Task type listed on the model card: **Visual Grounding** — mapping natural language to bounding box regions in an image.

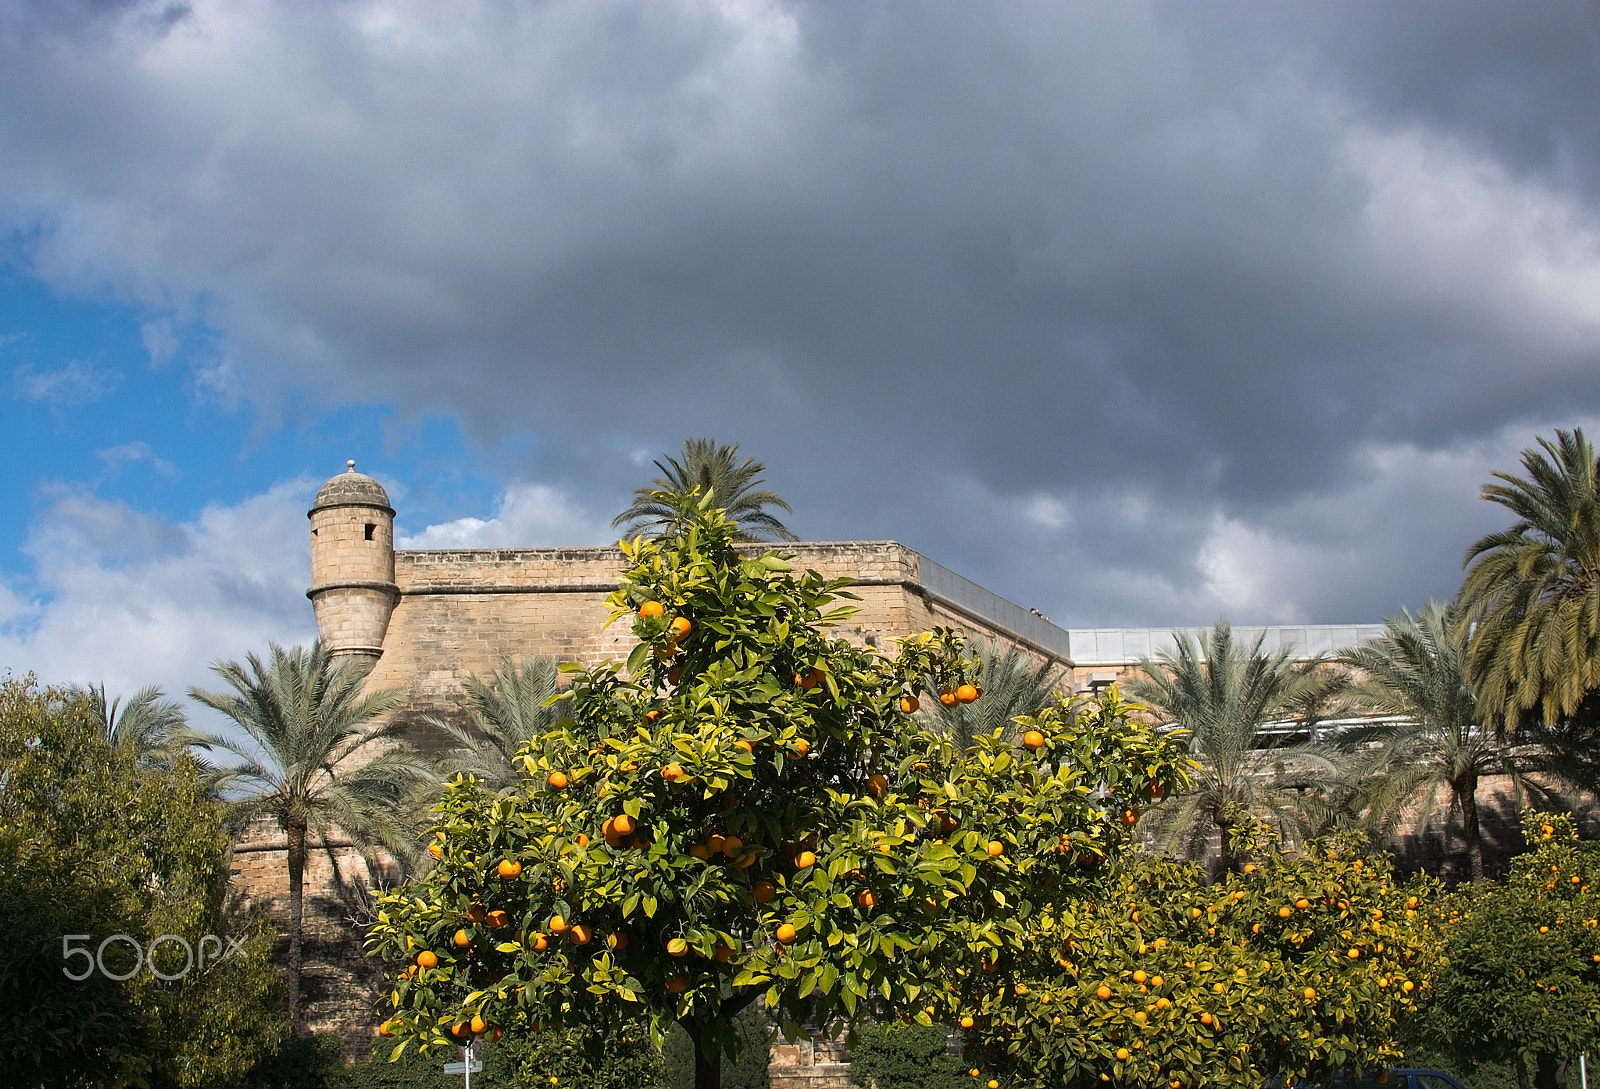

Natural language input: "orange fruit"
[1022,730,1045,750]
[428,842,443,860]
[857,889,878,909]
[548,915,569,934]
[379,1019,395,1036]
[1200,1012,1213,1026]
[547,771,569,791]
[416,950,438,969]
[1096,985,1112,1000]
[1116,1049,1130,1062]
[640,601,665,618]
[866,774,889,797]
[960,1015,975,1029]
[722,835,744,856]
[1149,783,1165,799]
[792,738,810,757]
[708,833,727,854]
[1120,808,1139,827]
[1304,988,1317,1001]
[715,943,737,963]
[667,665,684,685]
[487,910,508,929]
[665,975,688,993]
[607,931,630,951]
[939,691,957,707]
[574,833,589,848]
[1348,947,1360,958]
[498,859,522,879]
[645,709,660,723]
[668,617,692,640]
[668,937,690,957]
[899,695,919,714]
[466,904,487,923]
[986,841,1004,858]
[451,1022,470,1038]
[1401,981,1414,993]
[663,764,684,782]
[613,814,636,837]
[569,924,592,945]
[955,684,979,703]
[454,929,471,948]
[735,739,753,752]
[689,844,711,860]
[796,850,817,869]
[775,923,798,944]
[471,1014,489,1035]
[753,880,777,903]
[532,933,548,952]
[1132,970,1147,984]
[1278,907,1293,918]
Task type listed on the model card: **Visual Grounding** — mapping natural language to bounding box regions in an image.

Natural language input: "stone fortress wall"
[237,465,1531,1054]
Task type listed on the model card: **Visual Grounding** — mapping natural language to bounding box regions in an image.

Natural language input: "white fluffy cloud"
[398,483,613,550]
[0,480,316,702]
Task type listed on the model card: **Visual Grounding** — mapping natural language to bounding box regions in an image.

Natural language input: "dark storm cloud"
[1,0,1597,626]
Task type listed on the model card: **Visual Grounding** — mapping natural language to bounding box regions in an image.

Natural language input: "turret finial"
[347,459,356,473]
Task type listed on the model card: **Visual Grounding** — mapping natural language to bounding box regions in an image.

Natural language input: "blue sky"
[1,1,1597,704]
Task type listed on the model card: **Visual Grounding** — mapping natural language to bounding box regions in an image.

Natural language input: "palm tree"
[71,682,205,770]
[188,641,437,1032]
[613,438,797,542]
[1125,620,1349,871]
[426,656,562,792]
[1336,600,1532,883]
[1459,428,1600,734]
[925,641,1064,748]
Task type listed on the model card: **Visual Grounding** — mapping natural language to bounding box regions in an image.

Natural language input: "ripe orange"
[899,695,919,714]
[939,691,957,707]
[575,833,589,848]
[1120,808,1139,827]
[753,880,777,903]
[668,937,690,957]
[454,929,471,948]
[471,1014,489,1035]
[986,841,1004,858]
[1096,985,1112,1001]
[547,771,569,791]
[379,1019,395,1036]
[645,709,660,723]
[735,739,753,752]
[689,844,711,860]
[866,774,889,797]
[665,975,688,993]
[1116,1049,1130,1062]
[569,924,592,945]
[1199,1012,1213,1025]
[663,764,685,782]
[955,684,979,703]
[1132,970,1147,984]
[498,859,522,879]
[640,600,665,618]
[548,915,569,934]
[775,923,798,944]
[960,1015,975,1029]
[667,665,684,686]
[487,910,509,929]
[1295,898,1310,910]
[668,616,692,640]
[416,950,438,969]
[466,904,487,923]
[613,813,636,837]
[722,835,744,856]
[532,933,548,951]
[1278,906,1292,918]
[451,1022,470,1038]
[858,889,878,909]
[1022,730,1045,750]
[715,943,737,963]
[1401,981,1414,993]
[708,833,727,854]
[792,738,810,757]
[428,842,443,860]
[1348,948,1360,958]
[1304,988,1317,1001]
[796,850,817,869]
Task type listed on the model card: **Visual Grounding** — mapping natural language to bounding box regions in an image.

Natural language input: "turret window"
[365,524,376,541]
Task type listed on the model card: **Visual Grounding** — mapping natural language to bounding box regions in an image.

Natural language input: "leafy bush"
[847,1022,966,1089]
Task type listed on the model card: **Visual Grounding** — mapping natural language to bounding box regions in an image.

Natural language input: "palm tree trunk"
[1215,810,1235,875]
[286,815,308,1034]
[1457,774,1484,884]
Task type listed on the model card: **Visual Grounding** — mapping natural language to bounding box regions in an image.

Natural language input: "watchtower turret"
[307,460,398,663]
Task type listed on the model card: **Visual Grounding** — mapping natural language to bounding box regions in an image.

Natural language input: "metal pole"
[1580,1052,1587,1089]
[465,1043,473,1089]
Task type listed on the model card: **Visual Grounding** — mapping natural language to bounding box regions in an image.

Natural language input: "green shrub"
[847,1022,965,1089]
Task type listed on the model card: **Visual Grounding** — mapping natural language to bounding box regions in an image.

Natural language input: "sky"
[2,0,1598,706]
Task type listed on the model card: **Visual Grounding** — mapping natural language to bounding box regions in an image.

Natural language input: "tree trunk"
[1516,1056,1531,1089]
[1534,1051,1560,1089]
[685,1021,723,1089]
[1216,812,1235,875]
[1458,774,1484,884]
[286,815,307,1035]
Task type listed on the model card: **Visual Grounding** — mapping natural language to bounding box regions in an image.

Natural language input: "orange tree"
[1411,811,1600,1089]
[365,493,1192,1089]
[957,814,1445,1089]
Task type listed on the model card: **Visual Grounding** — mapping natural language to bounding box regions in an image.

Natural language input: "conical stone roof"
[310,461,394,514]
